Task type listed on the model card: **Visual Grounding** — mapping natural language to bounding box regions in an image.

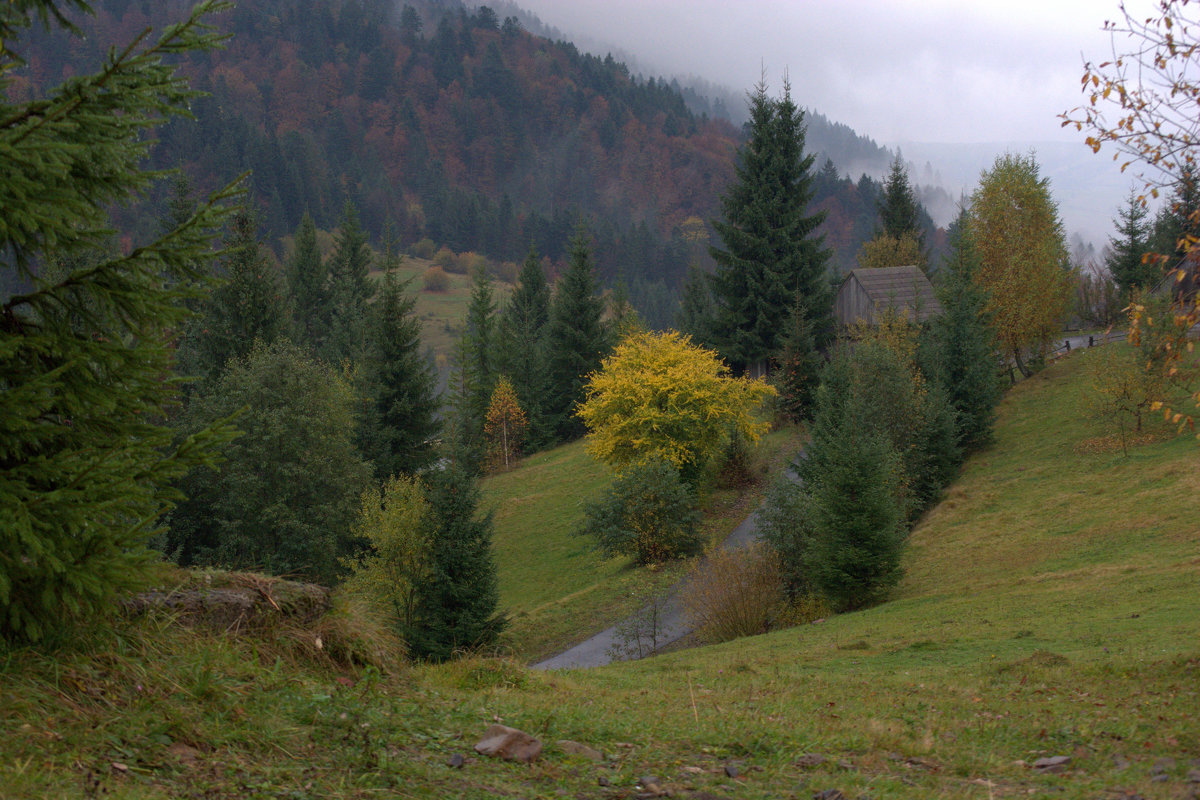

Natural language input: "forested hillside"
[10,0,936,317]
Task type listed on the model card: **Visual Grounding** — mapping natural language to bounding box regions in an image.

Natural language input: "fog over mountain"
[497,0,1161,248]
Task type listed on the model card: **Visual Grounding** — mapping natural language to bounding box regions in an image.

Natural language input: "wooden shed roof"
[835,265,943,326]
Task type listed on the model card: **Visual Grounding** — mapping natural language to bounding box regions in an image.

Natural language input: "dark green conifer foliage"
[324,200,373,364]
[449,264,498,469]
[360,241,440,480]
[675,263,714,346]
[407,466,504,661]
[1150,163,1200,265]
[196,208,286,382]
[0,0,239,642]
[1106,191,1155,298]
[709,78,832,370]
[807,423,905,612]
[545,229,610,441]
[497,245,552,447]
[286,212,328,350]
[169,340,372,584]
[878,155,924,248]
[771,300,821,422]
[920,212,1004,452]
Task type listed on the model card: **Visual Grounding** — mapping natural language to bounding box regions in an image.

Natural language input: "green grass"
[2,350,1197,799]
[483,428,804,661]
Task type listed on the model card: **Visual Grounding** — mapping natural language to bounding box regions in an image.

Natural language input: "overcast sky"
[512,0,1140,148]
[509,0,1161,243]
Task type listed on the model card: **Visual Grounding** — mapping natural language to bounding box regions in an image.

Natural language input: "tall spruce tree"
[0,0,238,641]
[545,229,609,441]
[196,208,286,382]
[407,466,504,661]
[324,201,373,365]
[286,212,328,351]
[449,264,499,468]
[497,245,552,447]
[709,78,832,371]
[920,211,1004,451]
[360,243,440,480]
[1106,191,1155,298]
[879,156,924,246]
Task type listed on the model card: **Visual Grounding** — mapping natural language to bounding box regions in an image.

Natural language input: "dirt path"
[532,472,788,671]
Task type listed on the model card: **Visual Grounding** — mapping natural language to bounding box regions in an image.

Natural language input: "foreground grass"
[2,350,1197,799]
[483,428,803,662]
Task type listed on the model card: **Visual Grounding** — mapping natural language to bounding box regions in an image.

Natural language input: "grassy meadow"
[1,348,1197,799]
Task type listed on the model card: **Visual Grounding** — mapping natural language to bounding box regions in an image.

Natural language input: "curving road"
[533,470,791,670]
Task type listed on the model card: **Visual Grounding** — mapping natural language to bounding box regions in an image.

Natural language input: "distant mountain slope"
[11,0,929,309]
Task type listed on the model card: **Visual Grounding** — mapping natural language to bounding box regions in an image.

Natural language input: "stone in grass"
[797,753,827,768]
[557,740,604,763]
[1032,755,1071,773]
[812,789,844,800]
[446,753,465,769]
[474,724,543,763]
[723,763,739,779]
[1188,769,1200,784]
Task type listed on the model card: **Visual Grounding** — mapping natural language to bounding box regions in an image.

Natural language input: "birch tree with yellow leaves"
[968,153,1073,378]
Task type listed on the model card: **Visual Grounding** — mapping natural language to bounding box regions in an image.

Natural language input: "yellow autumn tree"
[577,330,776,482]
[484,376,528,471]
[855,231,925,271]
[968,153,1073,378]
[345,475,429,633]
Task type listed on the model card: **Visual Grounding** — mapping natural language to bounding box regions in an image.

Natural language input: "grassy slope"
[2,350,1198,799]
[484,428,803,662]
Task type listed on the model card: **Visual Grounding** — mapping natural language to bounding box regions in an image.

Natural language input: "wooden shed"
[834,265,943,327]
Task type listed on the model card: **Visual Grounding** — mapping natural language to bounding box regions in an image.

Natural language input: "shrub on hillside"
[343,475,430,635]
[494,260,520,284]
[410,238,437,260]
[682,543,788,644]
[434,246,459,272]
[422,265,450,292]
[579,460,703,565]
[457,251,489,276]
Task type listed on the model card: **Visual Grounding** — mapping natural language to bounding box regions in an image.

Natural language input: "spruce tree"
[360,245,440,480]
[878,155,924,247]
[1148,165,1199,278]
[0,0,238,641]
[286,212,328,351]
[921,211,1004,452]
[675,263,714,345]
[449,263,499,469]
[771,300,821,422]
[1106,191,1155,298]
[808,423,905,612]
[324,200,373,364]
[196,208,287,382]
[497,245,552,447]
[407,466,504,661]
[545,229,609,441]
[709,78,832,371]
